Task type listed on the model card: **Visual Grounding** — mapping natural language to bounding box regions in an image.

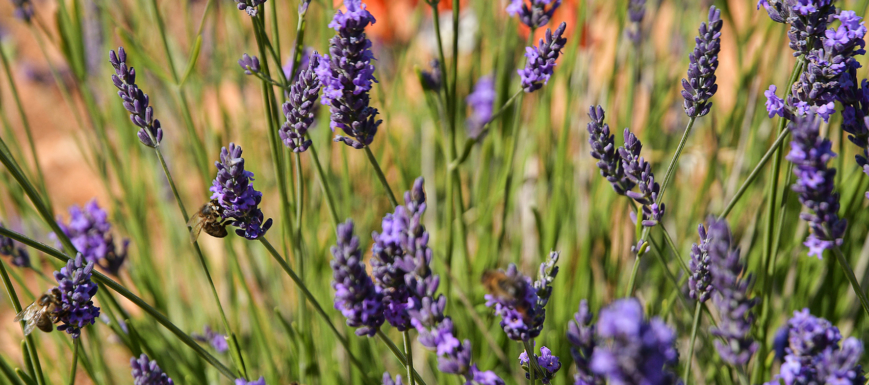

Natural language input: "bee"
[187,199,230,243]
[481,270,531,317]
[13,288,63,335]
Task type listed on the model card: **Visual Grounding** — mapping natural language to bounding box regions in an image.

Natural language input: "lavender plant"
[210,143,273,240]
[53,253,100,338]
[506,0,562,29]
[131,354,174,385]
[54,199,128,275]
[109,47,163,148]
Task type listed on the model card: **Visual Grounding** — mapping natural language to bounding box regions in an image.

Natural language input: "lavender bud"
[108,47,163,147]
[330,220,385,337]
[617,128,665,227]
[192,326,229,353]
[382,373,404,385]
[53,199,128,276]
[518,22,568,93]
[238,53,261,75]
[131,354,174,385]
[519,344,561,384]
[626,0,646,44]
[682,6,722,118]
[567,300,603,385]
[209,143,273,240]
[587,105,633,194]
[53,254,100,338]
[688,222,713,302]
[280,52,323,153]
[506,0,562,29]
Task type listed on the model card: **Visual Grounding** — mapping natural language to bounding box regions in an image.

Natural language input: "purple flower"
[415,317,504,384]
[786,116,845,258]
[234,0,266,17]
[320,0,382,149]
[209,143,273,240]
[330,220,385,337]
[519,345,562,384]
[766,309,865,385]
[283,47,313,81]
[587,105,633,195]
[54,199,128,275]
[506,0,562,29]
[618,128,665,227]
[238,53,261,75]
[382,373,404,385]
[518,22,567,93]
[706,217,758,367]
[626,0,646,44]
[53,254,100,338]
[681,6,722,118]
[235,377,266,385]
[0,222,31,268]
[567,300,602,385]
[109,47,163,148]
[765,85,788,118]
[131,354,174,385]
[193,326,228,353]
[466,75,496,140]
[280,52,322,153]
[10,0,34,22]
[589,298,681,385]
[484,264,540,341]
[688,222,713,303]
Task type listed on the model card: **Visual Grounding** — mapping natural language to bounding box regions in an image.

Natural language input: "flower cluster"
[619,128,665,227]
[0,222,30,268]
[416,318,504,385]
[283,47,314,82]
[109,47,163,148]
[11,0,34,22]
[587,298,681,385]
[466,75,496,140]
[234,0,266,17]
[280,52,322,153]
[238,54,261,75]
[626,0,646,44]
[235,377,266,385]
[758,0,836,58]
[518,22,568,93]
[382,373,404,385]
[484,264,541,341]
[567,300,602,385]
[55,199,128,276]
[519,345,561,384]
[681,6,722,118]
[766,309,865,385]
[587,105,632,195]
[688,222,713,303]
[131,354,174,385]
[786,116,846,258]
[192,326,229,353]
[210,143,273,240]
[506,0,562,29]
[53,254,100,338]
[330,220,384,337]
[317,0,382,149]
[705,217,758,366]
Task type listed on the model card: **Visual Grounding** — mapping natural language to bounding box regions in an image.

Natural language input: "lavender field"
[0,0,867,384]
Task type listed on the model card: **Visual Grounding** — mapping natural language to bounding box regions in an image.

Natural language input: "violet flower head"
[466,75,496,140]
[238,54,261,75]
[567,300,603,385]
[330,220,385,337]
[518,22,568,93]
[131,354,174,385]
[506,0,562,29]
[235,377,266,385]
[626,0,646,44]
[11,0,34,22]
[618,128,665,227]
[193,326,228,353]
[706,217,758,367]
[587,105,633,195]
[688,222,713,303]
[765,85,789,119]
[209,143,273,240]
[109,47,163,148]
[766,309,865,385]
[234,0,266,17]
[589,298,681,385]
[0,222,31,268]
[420,59,442,92]
[280,52,323,153]
[682,6,722,118]
[53,253,100,338]
[758,0,836,57]
[55,199,128,275]
[786,116,845,258]
[382,373,404,385]
[416,317,505,384]
[519,345,562,384]
[320,0,381,149]
[484,264,541,341]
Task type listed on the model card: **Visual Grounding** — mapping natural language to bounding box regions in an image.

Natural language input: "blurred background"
[0,0,867,384]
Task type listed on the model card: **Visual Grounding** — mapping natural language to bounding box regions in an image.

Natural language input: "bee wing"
[22,317,38,336]
[13,302,39,322]
[187,215,206,244]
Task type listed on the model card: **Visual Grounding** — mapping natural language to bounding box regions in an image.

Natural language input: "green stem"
[67,339,79,385]
[656,117,696,203]
[308,144,340,229]
[0,260,45,385]
[522,339,540,385]
[403,331,416,385]
[831,245,869,318]
[449,89,524,169]
[376,330,427,385]
[683,301,702,384]
[625,252,642,297]
[717,128,791,219]
[363,145,398,207]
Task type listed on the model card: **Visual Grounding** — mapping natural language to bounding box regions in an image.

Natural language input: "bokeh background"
[0,0,867,384]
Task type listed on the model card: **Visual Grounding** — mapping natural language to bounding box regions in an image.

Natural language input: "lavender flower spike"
[706,217,758,366]
[238,54,261,75]
[193,326,229,353]
[55,199,128,275]
[131,354,174,385]
[567,300,603,385]
[280,52,323,153]
[618,128,665,227]
[506,0,562,29]
[0,222,31,268]
[626,0,646,44]
[330,220,384,336]
[11,0,34,22]
[589,298,681,385]
[210,143,273,240]
[688,222,713,303]
[53,253,100,338]
[587,105,633,195]
[382,373,404,385]
[786,116,846,258]
[518,22,568,93]
[318,0,382,149]
[235,377,266,385]
[109,47,163,148]
[682,6,722,118]
[519,345,562,384]
[466,75,496,140]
